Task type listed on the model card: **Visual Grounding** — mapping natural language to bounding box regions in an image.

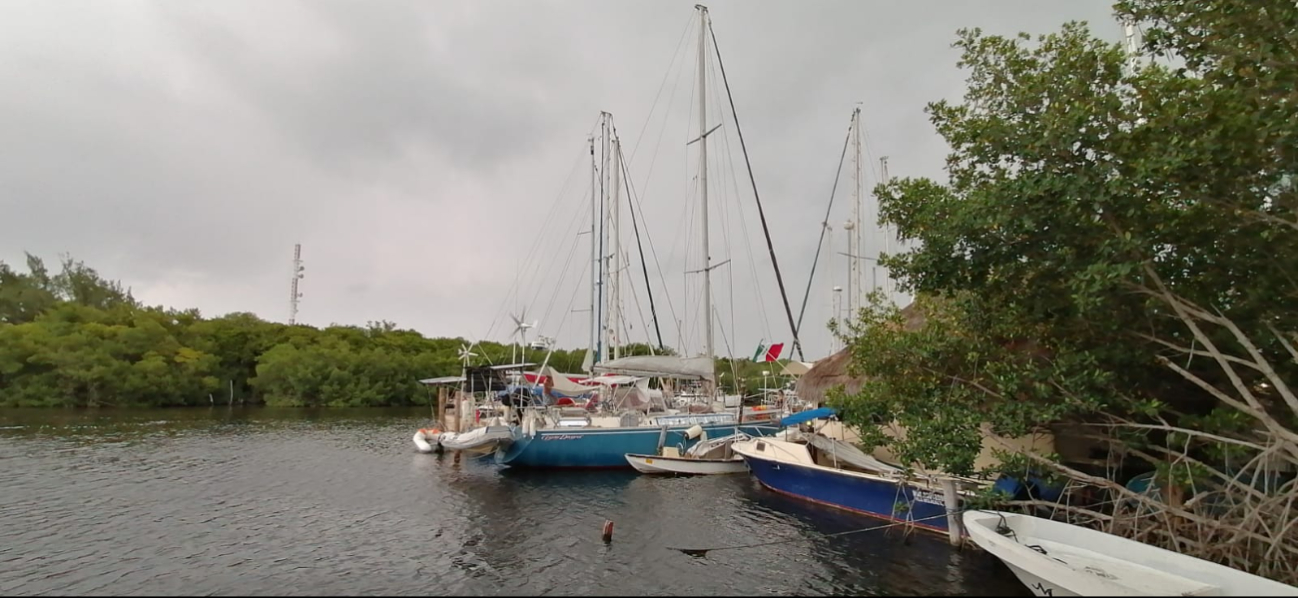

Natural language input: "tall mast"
[853,108,865,297]
[879,155,891,298]
[288,243,304,325]
[696,4,713,361]
[596,113,610,364]
[588,134,598,370]
[610,133,622,360]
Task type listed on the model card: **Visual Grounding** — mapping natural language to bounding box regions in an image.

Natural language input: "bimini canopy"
[592,355,715,381]
[780,406,837,427]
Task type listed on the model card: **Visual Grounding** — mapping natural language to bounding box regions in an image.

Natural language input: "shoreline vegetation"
[3,0,1294,586]
[825,0,1298,585]
[0,254,787,409]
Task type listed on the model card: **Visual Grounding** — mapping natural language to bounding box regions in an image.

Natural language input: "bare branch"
[1267,321,1298,365]
[1082,422,1267,450]
[1213,310,1298,417]
[1137,332,1267,372]
[986,436,1298,558]
[1139,263,1270,412]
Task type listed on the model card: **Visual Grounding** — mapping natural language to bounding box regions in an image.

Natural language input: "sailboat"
[495,5,794,469]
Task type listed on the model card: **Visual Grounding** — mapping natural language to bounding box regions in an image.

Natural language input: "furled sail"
[592,355,715,381]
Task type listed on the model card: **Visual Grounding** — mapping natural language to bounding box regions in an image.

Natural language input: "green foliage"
[833,0,1298,476]
[0,253,626,408]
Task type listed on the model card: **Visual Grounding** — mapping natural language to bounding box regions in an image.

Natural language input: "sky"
[0,0,1124,361]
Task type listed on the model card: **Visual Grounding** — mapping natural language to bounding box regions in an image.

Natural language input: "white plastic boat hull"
[963,510,1298,597]
[412,430,438,454]
[436,425,513,455]
[624,453,748,475]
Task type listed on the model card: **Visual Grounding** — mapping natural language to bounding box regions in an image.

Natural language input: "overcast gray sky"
[1,0,1122,360]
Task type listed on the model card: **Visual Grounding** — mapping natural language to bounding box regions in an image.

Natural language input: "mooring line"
[667,510,966,557]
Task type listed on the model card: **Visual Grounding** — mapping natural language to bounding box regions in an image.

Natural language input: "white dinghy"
[963,510,1298,597]
[412,421,515,455]
[413,428,439,453]
[435,424,514,455]
[625,428,751,475]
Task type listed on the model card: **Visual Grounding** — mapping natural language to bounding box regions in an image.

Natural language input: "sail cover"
[592,355,715,381]
[804,433,903,475]
[542,366,595,395]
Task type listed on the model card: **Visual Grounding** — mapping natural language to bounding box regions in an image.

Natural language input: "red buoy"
[602,520,614,543]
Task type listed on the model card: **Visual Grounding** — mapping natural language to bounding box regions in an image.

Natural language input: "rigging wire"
[478,114,603,346]
[795,114,854,345]
[536,192,594,345]
[527,180,593,322]
[626,13,695,165]
[708,46,774,347]
[614,134,666,350]
[706,17,805,361]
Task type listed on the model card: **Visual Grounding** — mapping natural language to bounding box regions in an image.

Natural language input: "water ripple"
[0,407,1028,596]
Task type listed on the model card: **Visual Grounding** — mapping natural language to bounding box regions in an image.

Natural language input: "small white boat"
[625,431,751,475]
[412,428,440,453]
[412,424,514,455]
[435,424,514,455]
[963,510,1298,597]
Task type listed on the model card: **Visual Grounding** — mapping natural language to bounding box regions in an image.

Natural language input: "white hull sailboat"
[963,510,1298,597]
[625,431,752,475]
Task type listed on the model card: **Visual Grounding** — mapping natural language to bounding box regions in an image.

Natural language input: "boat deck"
[1027,537,1219,596]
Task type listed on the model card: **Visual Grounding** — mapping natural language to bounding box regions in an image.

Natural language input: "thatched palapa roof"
[797,301,927,406]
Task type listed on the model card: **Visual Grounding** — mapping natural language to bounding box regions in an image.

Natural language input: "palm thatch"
[797,301,927,406]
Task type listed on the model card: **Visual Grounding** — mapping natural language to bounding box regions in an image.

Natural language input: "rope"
[667,509,964,557]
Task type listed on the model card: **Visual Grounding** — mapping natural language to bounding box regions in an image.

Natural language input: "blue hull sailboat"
[495,355,781,469]
[498,6,803,469]
[496,413,779,469]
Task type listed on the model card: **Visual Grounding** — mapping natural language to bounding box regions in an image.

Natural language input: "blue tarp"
[779,406,837,427]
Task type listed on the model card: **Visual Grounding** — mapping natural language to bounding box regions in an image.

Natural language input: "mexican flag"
[752,341,784,362]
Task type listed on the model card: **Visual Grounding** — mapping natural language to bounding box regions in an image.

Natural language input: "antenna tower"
[289,244,305,325]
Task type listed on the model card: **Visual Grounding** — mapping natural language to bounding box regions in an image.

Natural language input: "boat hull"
[734,440,954,535]
[963,510,1298,597]
[438,425,514,454]
[495,422,780,469]
[412,430,438,454]
[624,453,748,475]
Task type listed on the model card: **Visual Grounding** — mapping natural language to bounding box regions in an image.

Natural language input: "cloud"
[0,0,1123,359]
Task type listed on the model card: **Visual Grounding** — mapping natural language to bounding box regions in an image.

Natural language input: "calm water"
[0,407,1028,596]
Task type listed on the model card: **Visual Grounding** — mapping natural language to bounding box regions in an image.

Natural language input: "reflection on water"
[0,407,1027,596]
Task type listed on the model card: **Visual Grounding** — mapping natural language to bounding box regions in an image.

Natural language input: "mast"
[588,134,598,371]
[879,155,891,298]
[853,107,864,299]
[697,4,714,362]
[610,134,622,360]
[596,113,609,364]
